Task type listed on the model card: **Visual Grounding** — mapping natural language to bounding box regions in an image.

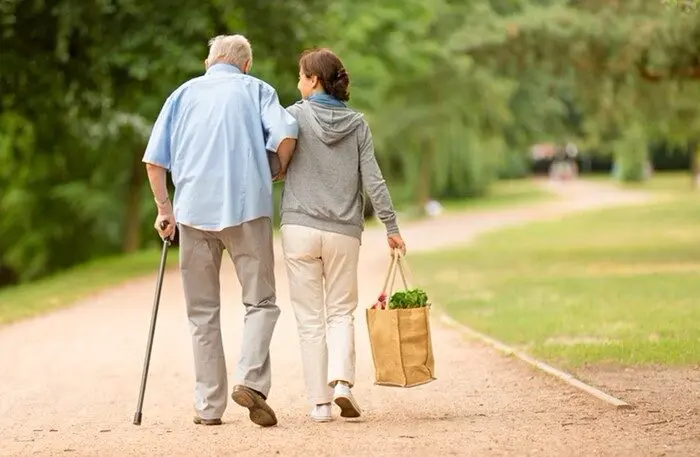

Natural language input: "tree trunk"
[122,148,144,252]
[0,262,18,287]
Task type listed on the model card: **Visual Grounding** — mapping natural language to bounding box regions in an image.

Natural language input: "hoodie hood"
[298,100,364,145]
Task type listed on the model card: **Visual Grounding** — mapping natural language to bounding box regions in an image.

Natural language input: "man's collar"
[206,63,243,75]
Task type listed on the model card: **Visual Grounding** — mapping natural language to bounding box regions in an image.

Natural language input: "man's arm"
[143,94,174,171]
[146,164,170,210]
[142,94,176,237]
[260,84,298,175]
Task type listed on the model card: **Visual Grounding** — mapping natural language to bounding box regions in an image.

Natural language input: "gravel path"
[1,180,696,457]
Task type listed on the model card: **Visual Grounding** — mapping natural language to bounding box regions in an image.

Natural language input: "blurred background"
[1,0,700,289]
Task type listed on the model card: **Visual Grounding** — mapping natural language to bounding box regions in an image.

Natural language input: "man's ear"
[243,59,252,74]
[311,75,320,89]
[204,58,209,70]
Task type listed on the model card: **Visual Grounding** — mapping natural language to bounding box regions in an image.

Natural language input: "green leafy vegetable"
[388,288,429,309]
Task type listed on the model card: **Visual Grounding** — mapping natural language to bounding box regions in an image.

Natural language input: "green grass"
[584,170,694,194]
[441,179,554,212]
[394,178,555,220]
[0,247,179,325]
[413,173,700,367]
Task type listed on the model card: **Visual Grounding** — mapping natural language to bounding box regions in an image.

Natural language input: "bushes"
[613,124,650,182]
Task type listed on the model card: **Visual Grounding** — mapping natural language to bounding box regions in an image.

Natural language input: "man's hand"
[154,201,176,240]
[388,234,406,254]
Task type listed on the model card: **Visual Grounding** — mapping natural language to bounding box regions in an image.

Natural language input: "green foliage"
[0,0,324,285]
[323,0,514,202]
[2,0,700,287]
[662,0,700,13]
[455,0,700,182]
[613,124,650,182]
[388,288,429,309]
[498,149,531,179]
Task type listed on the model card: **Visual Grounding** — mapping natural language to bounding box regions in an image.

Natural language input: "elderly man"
[142,34,297,427]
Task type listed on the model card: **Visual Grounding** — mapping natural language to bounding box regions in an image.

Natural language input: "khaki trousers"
[179,217,279,420]
[281,224,360,405]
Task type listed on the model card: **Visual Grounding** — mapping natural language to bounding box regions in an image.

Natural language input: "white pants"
[281,224,360,405]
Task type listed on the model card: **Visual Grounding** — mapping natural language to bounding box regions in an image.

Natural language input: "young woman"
[280,48,406,422]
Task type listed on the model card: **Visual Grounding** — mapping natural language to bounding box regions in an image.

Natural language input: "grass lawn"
[0,247,179,325]
[413,173,700,367]
[583,170,696,195]
[440,178,555,212]
[393,178,554,221]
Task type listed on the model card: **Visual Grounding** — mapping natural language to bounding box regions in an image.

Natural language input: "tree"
[0,0,325,284]
[322,0,515,206]
[451,0,700,181]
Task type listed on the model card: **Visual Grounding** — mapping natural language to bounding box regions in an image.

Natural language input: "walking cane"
[133,220,172,426]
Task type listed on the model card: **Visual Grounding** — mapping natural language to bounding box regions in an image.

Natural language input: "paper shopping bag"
[366,251,436,387]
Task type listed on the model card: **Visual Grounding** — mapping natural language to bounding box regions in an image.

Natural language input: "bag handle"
[393,250,429,309]
[385,249,410,297]
[396,249,414,288]
[381,252,399,296]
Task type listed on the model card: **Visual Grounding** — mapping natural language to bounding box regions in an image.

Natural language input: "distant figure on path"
[142,34,298,427]
[280,48,406,422]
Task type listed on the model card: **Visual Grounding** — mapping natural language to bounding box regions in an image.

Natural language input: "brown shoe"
[231,385,277,427]
[193,416,222,426]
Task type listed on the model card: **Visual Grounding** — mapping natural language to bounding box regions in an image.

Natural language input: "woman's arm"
[358,122,400,236]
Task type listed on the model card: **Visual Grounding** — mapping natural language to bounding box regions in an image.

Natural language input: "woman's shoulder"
[285,100,305,117]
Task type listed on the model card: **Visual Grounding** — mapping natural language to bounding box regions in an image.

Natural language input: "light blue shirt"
[142,63,298,230]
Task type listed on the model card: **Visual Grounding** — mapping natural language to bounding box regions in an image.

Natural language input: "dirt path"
[1,180,696,457]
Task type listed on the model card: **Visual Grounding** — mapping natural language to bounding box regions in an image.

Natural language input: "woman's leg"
[281,225,333,407]
[321,231,360,396]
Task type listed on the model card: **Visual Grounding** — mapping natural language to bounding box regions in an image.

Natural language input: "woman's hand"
[388,234,406,254]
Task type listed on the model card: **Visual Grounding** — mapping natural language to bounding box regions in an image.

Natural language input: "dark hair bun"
[299,48,351,102]
[330,69,350,102]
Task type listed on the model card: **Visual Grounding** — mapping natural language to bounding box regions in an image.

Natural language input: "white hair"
[207,34,252,69]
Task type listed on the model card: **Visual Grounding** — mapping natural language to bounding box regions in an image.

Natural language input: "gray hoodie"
[280,100,399,240]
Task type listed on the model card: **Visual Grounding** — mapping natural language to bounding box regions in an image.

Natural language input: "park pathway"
[1,180,692,457]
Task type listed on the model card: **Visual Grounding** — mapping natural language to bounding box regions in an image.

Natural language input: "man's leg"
[219,217,279,426]
[179,224,227,422]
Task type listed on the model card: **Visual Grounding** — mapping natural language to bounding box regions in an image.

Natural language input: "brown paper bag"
[366,251,436,387]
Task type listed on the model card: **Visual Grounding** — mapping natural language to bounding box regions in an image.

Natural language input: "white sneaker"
[310,403,332,422]
[333,382,361,418]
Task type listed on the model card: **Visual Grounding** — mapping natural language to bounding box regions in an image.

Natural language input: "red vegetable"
[370,292,387,310]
